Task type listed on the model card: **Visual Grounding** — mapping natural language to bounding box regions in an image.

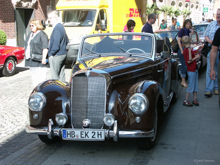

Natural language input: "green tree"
[160,5,175,20]
[146,3,160,16]
[182,9,191,20]
[174,9,181,17]
[0,30,7,45]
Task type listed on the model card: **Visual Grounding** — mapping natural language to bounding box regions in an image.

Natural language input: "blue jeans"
[205,51,219,92]
[178,47,187,78]
[187,70,198,94]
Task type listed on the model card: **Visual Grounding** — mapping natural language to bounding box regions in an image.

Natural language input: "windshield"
[194,24,208,32]
[154,31,178,41]
[81,34,153,58]
[62,10,96,27]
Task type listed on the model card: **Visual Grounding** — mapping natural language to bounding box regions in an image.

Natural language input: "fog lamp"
[33,114,39,120]
[103,113,115,127]
[135,116,141,123]
[55,113,68,126]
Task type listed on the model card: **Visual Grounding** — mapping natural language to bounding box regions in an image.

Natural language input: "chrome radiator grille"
[71,76,106,128]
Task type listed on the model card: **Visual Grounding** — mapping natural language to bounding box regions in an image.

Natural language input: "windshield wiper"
[115,45,132,56]
[85,48,101,56]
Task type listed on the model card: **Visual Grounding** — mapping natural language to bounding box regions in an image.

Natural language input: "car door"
[153,53,171,96]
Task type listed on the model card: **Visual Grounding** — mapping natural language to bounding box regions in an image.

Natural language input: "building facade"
[149,0,215,29]
[0,0,218,47]
[0,0,57,47]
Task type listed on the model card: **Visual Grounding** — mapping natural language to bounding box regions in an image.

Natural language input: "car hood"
[75,55,153,77]
[0,46,24,54]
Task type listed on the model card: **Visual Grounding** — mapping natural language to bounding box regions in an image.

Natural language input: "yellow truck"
[45,0,146,65]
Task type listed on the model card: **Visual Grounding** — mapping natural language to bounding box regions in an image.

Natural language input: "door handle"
[157,69,163,73]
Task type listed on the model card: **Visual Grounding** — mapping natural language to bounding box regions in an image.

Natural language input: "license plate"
[62,129,105,141]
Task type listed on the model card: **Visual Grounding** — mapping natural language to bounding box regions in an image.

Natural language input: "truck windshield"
[62,10,96,27]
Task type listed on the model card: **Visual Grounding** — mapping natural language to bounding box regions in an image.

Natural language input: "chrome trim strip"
[25,125,50,135]
[118,130,154,138]
[111,66,153,79]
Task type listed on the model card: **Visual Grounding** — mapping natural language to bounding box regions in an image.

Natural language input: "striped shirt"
[204,21,220,41]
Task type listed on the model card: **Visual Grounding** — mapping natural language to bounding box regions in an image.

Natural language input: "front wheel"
[3,57,16,76]
[38,135,61,144]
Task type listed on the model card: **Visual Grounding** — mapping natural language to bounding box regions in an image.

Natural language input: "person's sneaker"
[214,90,219,95]
[204,91,212,97]
[193,99,199,106]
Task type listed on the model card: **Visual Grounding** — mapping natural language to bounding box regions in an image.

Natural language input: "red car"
[0,45,25,76]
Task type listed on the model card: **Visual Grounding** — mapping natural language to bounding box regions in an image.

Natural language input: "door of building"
[15,8,34,47]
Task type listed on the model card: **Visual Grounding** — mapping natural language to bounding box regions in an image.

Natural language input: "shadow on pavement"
[15,66,29,73]
[0,130,63,164]
[0,66,29,77]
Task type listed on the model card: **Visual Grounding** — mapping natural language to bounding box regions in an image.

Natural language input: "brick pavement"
[0,62,71,145]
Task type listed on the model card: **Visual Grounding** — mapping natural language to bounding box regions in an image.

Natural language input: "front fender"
[125,80,165,130]
[29,80,70,126]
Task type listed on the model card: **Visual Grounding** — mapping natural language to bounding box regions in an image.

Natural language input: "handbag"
[31,53,42,62]
[201,42,211,57]
[171,38,179,52]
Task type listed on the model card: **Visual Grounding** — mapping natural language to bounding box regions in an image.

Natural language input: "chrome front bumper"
[26,119,154,142]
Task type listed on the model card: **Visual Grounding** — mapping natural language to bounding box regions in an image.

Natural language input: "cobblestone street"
[0,62,71,145]
[1,63,220,165]
[0,67,31,145]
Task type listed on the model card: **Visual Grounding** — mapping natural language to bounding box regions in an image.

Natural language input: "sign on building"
[203,7,208,13]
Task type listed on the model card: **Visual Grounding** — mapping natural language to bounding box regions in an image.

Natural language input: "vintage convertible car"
[0,45,25,76]
[26,33,179,149]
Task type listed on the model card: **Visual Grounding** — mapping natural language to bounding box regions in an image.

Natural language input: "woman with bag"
[25,19,49,87]
[177,19,193,87]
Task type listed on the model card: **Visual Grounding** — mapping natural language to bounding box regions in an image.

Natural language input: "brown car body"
[26,33,179,149]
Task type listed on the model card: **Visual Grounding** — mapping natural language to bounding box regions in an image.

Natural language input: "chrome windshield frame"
[78,32,156,61]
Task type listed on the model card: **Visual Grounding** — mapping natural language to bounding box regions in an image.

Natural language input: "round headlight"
[55,113,68,126]
[28,92,46,111]
[129,93,149,115]
[103,113,115,127]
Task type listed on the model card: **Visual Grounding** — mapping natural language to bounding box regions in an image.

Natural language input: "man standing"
[210,27,220,109]
[142,13,156,34]
[47,10,68,82]
[204,8,220,97]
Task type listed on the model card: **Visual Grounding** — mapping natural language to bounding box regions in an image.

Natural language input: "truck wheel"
[38,135,61,144]
[137,108,158,150]
[3,57,16,76]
